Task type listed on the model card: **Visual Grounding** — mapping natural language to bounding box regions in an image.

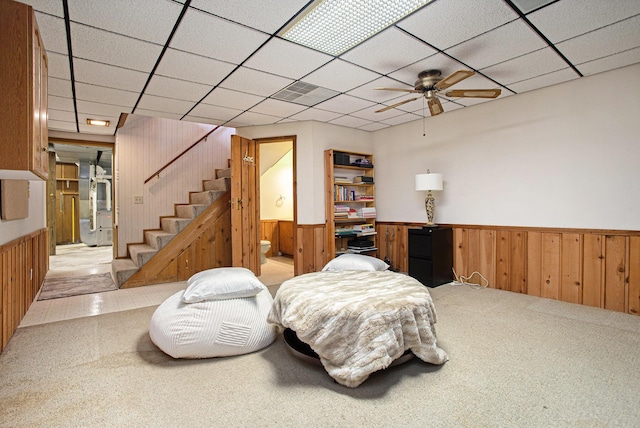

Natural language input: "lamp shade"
[415,173,443,191]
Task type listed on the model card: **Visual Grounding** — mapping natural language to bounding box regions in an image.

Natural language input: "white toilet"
[260,240,271,264]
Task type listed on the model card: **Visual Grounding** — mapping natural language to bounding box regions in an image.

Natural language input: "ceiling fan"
[375,69,501,116]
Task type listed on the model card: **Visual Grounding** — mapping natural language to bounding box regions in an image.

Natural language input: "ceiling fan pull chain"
[422,97,426,137]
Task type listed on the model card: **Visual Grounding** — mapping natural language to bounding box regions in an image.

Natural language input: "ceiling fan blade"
[428,97,443,116]
[434,70,475,90]
[375,87,421,93]
[444,89,501,98]
[375,97,419,113]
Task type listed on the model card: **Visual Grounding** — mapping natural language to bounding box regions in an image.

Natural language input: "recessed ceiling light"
[280,0,432,56]
[86,119,110,127]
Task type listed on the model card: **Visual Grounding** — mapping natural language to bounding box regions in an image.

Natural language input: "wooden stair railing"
[144,125,221,184]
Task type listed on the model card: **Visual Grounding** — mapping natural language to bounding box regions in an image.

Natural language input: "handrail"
[144,125,221,184]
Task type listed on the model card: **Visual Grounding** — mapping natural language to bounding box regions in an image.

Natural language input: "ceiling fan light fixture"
[280,0,432,56]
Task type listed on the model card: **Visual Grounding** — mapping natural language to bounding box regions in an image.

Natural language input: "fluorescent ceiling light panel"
[280,0,432,56]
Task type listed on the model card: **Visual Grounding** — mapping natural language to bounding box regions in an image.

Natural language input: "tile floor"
[20,244,294,328]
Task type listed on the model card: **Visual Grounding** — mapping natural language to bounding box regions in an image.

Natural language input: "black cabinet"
[408,227,453,287]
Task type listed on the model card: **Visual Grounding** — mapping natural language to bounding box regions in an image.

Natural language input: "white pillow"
[183,267,265,303]
[321,254,389,272]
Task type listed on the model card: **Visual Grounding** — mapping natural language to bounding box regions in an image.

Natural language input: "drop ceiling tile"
[34,12,68,55]
[329,115,372,129]
[351,105,408,122]
[359,122,390,132]
[170,8,269,64]
[145,75,211,102]
[397,0,518,50]
[48,77,73,98]
[155,49,236,86]
[303,60,380,93]
[577,46,640,76]
[78,123,117,136]
[555,15,640,66]
[182,115,227,126]
[67,0,183,44]
[70,23,162,72]
[75,83,138,107]
[341,27,438,75]
[507,68,578,93]
[224,119,251,128]
[48,95,75,112]
[73,59,148,93]
[388,53,470,86]
[76,100,131,117]
[220,67,294,97]
[188,103,243,122]
[133,109,184,121]
[250,99,307,117]
[20,0,63,17]
[47,52,71,80]
[48,108,76,123]
[314,94,376,115]
[346,77,414,103]
[528,0,640,43]
[232,111,281,126]
[446,20,547,70]
[191,0,310,34]
[201,87,264,111]
[481,47,569,85]
[381,112,423,126]
[244,38,332,80]
[288,108,343,122]
[48,120,77,132]
[135,95,194,116]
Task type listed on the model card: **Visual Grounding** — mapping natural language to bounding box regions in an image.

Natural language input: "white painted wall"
[115,116,234,256]
[373,63,640,230]
[260,150,294,221]
[238,121,371,224]
[0,180,46,245]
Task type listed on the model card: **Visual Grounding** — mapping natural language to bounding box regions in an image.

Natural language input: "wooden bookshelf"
[324,149,377,263]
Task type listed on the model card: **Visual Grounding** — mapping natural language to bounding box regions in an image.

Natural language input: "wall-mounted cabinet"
[324,149,377,263]
[0,0,49,180]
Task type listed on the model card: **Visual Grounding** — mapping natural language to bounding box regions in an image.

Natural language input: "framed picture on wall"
[0,179,29,220]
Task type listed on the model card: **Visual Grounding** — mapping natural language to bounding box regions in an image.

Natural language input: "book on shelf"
[334,175,351,183]
[355,195,374,201]
[356,207,376,218]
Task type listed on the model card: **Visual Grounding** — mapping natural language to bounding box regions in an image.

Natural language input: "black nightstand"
[408,227,453,287]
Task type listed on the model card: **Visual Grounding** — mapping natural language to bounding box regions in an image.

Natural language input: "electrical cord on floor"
[452,267,489,289]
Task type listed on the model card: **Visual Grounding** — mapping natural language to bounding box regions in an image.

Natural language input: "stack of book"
[355,195,374,201]
[334,205,349,219]
[353,224,376,236]
[356,207,376,219]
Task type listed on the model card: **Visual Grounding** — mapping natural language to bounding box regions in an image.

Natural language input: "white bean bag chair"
[149,268,277,359]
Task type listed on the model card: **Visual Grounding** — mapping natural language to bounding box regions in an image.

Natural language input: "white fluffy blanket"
[267,270,449,387]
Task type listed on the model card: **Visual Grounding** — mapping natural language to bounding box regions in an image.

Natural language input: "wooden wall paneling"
[604,235,626,312]
[582,234,604,308]
[510,231,527,294]
[560,233,583,304]
[394,225,408,273]
[453,228,468,282]
[477,230,496,288]
[313,225,325,274]
[527,232,542,296]
[495,230,510,290]
[628,236,640,315]
[541,233,561,300]
[466,229,482,285]
[259,220,278,257]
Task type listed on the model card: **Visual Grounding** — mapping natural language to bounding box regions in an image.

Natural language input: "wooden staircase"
[112,168,232,288]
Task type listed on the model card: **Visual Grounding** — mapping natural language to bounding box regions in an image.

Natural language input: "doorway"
[257,137,296,287]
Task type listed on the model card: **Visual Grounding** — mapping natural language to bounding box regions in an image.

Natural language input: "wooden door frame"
[255,135,297,276]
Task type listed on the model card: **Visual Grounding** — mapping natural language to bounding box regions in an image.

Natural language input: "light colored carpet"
[2,284,640,427]
[37,272,117,300]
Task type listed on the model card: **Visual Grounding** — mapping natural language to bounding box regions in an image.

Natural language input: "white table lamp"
[415,171,443,226]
